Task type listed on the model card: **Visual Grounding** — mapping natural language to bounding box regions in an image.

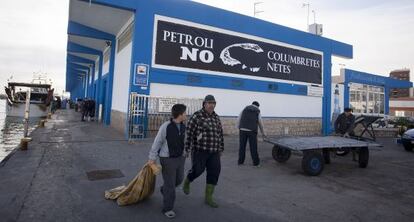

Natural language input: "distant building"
[390,97,414,117]
[390,69,410,98]
[332,69,411,117]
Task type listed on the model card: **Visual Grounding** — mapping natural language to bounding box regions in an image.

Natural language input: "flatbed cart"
[264,115,383,176]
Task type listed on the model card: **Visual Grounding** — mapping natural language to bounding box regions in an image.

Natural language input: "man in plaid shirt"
[182,95,224,208]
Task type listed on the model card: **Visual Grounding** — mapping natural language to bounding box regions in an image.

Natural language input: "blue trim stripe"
[221,116,322,119]
[66,42,101,93]
[68,21,115,41]
[67,54,95,64]
[343,68,413,115]
[67,42,101,55]
[151,69,309,96]
[345,69,412,88]
[67,63,89,71]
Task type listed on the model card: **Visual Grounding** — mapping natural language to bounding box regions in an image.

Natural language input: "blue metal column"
[85,68,90,98]
[90,63,95,98]
[125,9,153,139]
[344,74,350,110]
[97,53,103,117]
[322,52,332,135]
[384,87,390,115]
[103,38,116,125]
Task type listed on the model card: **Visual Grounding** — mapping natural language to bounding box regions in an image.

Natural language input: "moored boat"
[4,82,54,118]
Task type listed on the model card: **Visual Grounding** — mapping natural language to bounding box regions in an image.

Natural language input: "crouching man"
[334,107,355,137]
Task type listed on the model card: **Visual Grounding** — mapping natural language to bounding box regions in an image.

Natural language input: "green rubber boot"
[205,184,219,208]
[183,178,190,195]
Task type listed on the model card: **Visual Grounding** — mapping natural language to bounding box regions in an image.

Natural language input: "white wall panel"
[390,100,414,108]
[94,57,99,81]
[150,83,322,117]
[111,42,132,113]
[103,60,109,75]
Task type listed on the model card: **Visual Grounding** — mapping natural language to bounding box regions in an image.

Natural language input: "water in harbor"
[0,99,38,162]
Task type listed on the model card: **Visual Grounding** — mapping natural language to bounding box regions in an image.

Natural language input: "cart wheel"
[272,145,291,163]
[322,149,331,164]
[403,143,413,152]
[302,150,324,176]
[335,149,350,156]
[358,147,369,168]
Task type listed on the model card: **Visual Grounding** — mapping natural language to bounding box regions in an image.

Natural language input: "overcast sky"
[0,0,69,95]
[0,0,413,95]
[194,0,414,77]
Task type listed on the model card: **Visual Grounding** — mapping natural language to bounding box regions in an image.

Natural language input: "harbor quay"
[2,0,414,221]
[0,109,414,222]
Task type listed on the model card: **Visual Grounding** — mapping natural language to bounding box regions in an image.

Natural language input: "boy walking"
[148,104,187,218]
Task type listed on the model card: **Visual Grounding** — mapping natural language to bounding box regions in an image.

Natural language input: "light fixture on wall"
[105,41,111,47]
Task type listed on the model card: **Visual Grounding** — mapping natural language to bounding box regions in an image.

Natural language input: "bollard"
[39,119,46,127]
[20,137,32,150]
[47,112,52,119]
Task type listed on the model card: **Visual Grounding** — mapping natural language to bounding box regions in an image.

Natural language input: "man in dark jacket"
[89,99,96,121]
[81,99,89,122]
[334,107,355,137]
[237,101,266,167]
[182,95,224,208]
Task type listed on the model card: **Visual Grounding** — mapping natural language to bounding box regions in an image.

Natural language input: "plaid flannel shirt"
[185,108,224,153]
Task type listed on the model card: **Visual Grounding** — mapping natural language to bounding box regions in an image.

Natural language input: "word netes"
[162,30,215,63]
[267,62,291,74]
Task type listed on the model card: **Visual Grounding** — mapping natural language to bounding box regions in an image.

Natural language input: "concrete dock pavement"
[1,109,414,222]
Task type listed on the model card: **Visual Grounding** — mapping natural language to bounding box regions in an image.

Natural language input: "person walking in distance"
[237,101,266,167]
[182,95,224,208]
[147,104,187,218]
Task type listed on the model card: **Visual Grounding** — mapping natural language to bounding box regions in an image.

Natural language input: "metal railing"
[128,93,202,141]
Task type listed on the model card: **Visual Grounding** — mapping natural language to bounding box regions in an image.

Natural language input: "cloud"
[193,0,414,78]
[0,0,69,93]
[1,0,413,98]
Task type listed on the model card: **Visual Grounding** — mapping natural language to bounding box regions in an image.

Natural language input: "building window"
[349,83,385,115]
[117,22,134,53]
[395,111,405,117]
[103,49,110,64]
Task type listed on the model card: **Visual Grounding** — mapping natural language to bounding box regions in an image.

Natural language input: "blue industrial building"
[65,0,411,138]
